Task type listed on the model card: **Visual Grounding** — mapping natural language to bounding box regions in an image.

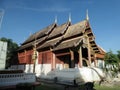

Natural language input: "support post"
[32,48,37,73]
[52,53,56,70]
[70,49,74,68]
[79,46,83,67]
[87,36,91,66]
[94,54,97,67]
[24,50,26,63]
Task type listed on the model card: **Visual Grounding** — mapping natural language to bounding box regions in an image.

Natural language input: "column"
[94,54,97,67]
[79,46,83,67]
[52,53,56,70]
[24,50,26,63]
[70,50,74,68]
[32,48,37,73]
[87,37,91,66]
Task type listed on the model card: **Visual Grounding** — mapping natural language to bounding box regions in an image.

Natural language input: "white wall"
[0,41,7,70]
[97,60,105,69]
[56,64,63,70]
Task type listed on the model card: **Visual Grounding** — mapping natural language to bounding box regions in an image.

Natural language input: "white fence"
[0,73,36,86]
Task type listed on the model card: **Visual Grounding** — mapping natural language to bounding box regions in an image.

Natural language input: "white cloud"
[11,6,70,13]
[0,0,70,12]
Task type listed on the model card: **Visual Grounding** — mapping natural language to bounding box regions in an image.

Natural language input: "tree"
[104,50,119,65]
[117,50,120,72]
[0,37,19,69]
[117,50,120,61]
[104,50,120,77]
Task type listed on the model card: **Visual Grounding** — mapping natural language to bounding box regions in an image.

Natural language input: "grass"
[94,84,120,90]
[35,84,61,90]
[35,83,120,90]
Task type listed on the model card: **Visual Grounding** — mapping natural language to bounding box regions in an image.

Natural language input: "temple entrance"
[55,47,90,69]
[83,58,88,66]
[56,54,71,69]
[73,47,89,67]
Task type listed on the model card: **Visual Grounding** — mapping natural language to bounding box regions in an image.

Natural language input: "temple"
[15,13,105,76]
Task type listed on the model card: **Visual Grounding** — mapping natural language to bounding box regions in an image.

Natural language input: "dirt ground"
[101,80,120,87]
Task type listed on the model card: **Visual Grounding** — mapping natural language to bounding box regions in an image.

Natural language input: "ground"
[35,82,120,90]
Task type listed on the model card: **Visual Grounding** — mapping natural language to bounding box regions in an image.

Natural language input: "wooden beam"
[90,43,96,46]
[56,52,70,57]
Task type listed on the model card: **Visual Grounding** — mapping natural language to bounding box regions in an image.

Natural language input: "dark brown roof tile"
[48,22,70,39]
[64,20,87,39]
[22,23,56,45]
[37,37,63,50]
[53,37,83,51]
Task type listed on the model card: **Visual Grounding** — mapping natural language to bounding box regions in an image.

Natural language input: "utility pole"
[0,9,4,30]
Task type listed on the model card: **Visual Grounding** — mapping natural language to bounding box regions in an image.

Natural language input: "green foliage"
[0,37,19,68]
[94,84,120,90]
[104,50,119,65]
[35,84,120,90]
[104,50,120,77]
[117,50,120,72]
[117,50,120,61]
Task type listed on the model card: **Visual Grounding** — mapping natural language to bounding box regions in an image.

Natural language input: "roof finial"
[55,15,57,23]
[86,9,89,20]
[69,13,71,22]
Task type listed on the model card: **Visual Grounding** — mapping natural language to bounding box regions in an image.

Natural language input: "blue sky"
[0,0,120,53]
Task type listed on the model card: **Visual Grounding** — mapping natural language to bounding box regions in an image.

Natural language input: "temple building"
[14,13,105,76]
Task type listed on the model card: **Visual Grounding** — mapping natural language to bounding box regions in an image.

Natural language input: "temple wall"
[56,64,63,70]
[97,60,105,69]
